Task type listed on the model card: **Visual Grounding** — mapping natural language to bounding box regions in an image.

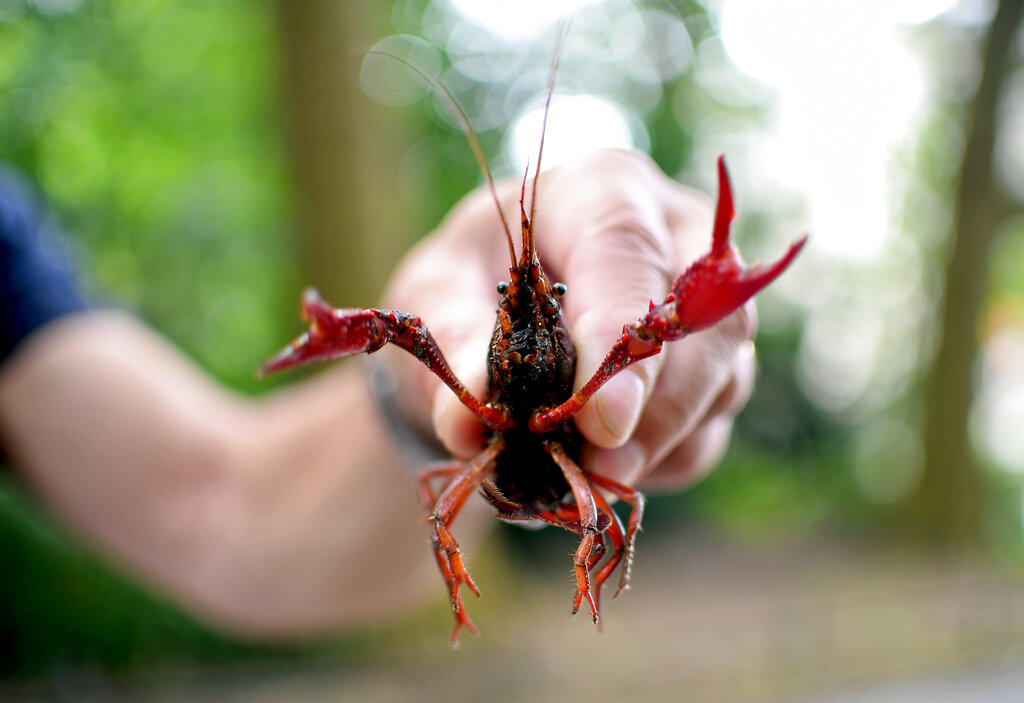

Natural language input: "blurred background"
[2,0,1024,700]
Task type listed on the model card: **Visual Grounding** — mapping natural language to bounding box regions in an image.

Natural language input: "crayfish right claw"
[257,289,390,376]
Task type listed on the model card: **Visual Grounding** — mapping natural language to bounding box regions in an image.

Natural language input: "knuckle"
[582,147,658,177]
[589,207,669,253]
[576,210,675,284]
[714,301,758,345]
[642,416,734,491]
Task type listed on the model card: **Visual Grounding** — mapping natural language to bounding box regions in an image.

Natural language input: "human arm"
[0,311,470,637]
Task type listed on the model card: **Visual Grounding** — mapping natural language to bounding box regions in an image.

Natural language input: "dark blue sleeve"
[0,168,86,363]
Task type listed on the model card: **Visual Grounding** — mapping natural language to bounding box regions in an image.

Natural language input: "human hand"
[382,149,756,491]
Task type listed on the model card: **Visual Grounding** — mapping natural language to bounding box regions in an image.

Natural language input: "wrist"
[366,356,449,467]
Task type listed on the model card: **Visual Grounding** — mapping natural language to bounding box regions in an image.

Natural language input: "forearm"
[0,311,485,637]
[0,312,240,580]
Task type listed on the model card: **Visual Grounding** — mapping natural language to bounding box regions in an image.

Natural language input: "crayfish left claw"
[666,233,807,337]
[644,157,807,340]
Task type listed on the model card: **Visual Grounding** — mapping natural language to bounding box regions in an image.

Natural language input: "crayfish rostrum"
[260,34,806,648]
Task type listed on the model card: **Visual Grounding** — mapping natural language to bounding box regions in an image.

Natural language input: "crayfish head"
[490,253,575,412]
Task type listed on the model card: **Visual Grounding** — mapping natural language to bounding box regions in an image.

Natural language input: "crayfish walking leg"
[259,288,512,430]
[543,442,645,628]
[588,473,645,598]
[419,437,504,648]
[545,441,604,624]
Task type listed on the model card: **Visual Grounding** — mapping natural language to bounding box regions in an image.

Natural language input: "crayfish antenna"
[365,48,517,267]
[519,162,538,264]
[528,13,572,230]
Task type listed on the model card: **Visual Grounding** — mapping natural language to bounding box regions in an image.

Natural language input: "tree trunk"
[276,1,412,304]
[908,0,1022,544]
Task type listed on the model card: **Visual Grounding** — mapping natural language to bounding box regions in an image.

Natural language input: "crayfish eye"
[496,281,510,295]
[553,282,567,296]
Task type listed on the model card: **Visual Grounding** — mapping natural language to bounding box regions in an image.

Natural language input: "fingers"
[640,414,736,490]
[585,332,756,488]
[536,151,681,448]
[431,334,493,457]
[540,149,753,485]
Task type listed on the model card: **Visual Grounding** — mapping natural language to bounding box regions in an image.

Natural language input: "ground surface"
[4,527,1024,702]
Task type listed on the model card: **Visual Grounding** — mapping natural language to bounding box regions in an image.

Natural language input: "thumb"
[536,151,677,449]
[558,213,675,449]
[431,328,493,458]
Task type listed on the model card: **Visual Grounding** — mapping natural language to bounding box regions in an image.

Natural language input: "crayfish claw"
[257,291,391,376]
[639,158,807,340]
[298,286,331,324]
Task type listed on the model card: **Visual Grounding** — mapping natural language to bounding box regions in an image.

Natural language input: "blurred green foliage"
[0,475,271,675]
[0,0,299,676]
[990,216,1024,304]
[0,0,295,390]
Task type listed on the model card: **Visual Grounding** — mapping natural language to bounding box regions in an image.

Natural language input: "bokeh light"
[384,0,692,180]
[507,94,644,174]
[973,327,1024,474]
[446,0,598,39]
[720,0,936,259]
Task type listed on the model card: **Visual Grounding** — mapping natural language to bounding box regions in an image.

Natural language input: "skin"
[0,149,754,639]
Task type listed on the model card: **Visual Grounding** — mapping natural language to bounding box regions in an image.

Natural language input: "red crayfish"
[260,32,806,647]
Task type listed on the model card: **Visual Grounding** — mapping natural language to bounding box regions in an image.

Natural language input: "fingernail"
[593,370,646,446]
[589,441,646,485]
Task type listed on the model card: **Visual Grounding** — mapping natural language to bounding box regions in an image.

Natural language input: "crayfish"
[260,30,806,647]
